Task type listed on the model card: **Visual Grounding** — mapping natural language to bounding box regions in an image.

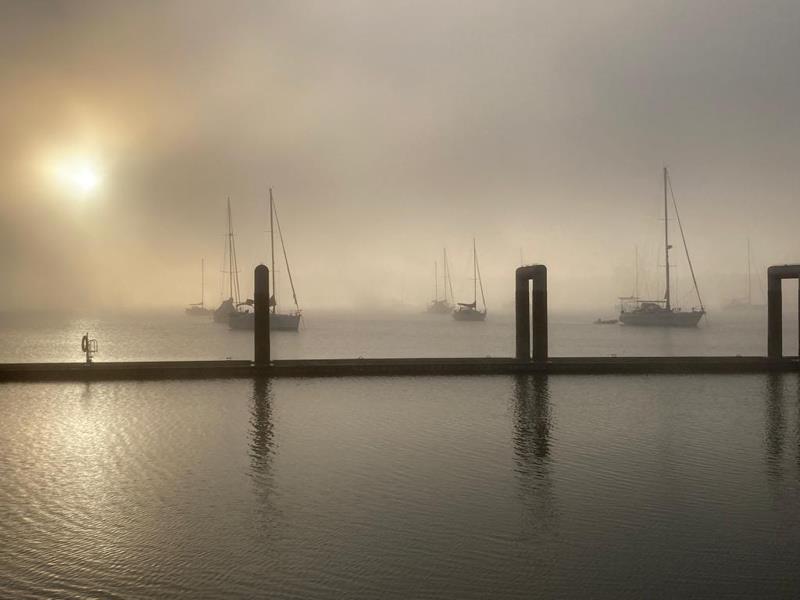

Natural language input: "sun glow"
[52,158,102,196]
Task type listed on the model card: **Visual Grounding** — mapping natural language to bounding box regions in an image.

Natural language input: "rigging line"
[219,235,228,302]
[475,245,487,310]
[229,205,242,305]
[231,234,242,304]
[269,189,276,312]
[445,249,455,305]
[667,172,705,313]
[272,196,299,310]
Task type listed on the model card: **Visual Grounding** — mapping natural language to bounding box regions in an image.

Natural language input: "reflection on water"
[765,374,786,482]
[2,376,800,598]
[250,377,275,473]
[512,375,556,533]
[249,377,278,521]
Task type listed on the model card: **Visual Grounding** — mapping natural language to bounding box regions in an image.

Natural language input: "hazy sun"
[53,158,102,196]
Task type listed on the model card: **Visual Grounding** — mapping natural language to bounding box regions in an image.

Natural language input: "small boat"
[185,258,212,316]
[618,168,706,327]
[594,318,618,325]
[427,248,454,314]
[229,188,301,332]
[453,239,487,322]
[213,199,244,323]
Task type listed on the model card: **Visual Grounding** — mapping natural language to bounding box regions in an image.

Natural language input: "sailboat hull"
[452,308,487,322]
[427,300,451,314]
[619,309,704,327]
[213,299,237,323]
[228,312,301,331]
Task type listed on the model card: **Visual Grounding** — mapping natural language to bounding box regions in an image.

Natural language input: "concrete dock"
[1,356,798,383]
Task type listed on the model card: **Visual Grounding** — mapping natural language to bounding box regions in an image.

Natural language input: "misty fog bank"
[1,1,798,311]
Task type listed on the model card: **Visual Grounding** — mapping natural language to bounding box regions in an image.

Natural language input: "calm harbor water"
[0,307,795,362]
[1,310,799,598]
[1,374,799,598]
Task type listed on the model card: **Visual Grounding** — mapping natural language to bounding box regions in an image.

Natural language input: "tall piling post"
[515,265,548,363]
[767,267,783,359]
[254,264,270,365]
[766,265,800,359]
[515,269,531,360]
[531,265,548,362]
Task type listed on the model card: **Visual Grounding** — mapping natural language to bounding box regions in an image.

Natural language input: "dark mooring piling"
[515,265,548,362]
[767,265,800,359]
[254,264,270,365]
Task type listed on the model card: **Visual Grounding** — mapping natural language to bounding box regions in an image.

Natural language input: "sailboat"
[618,167,705,327]
[185,258,212,316]
[725,238,765,311]
[213,199,243,323]
[229,188,301,332]
[453,239,487,321]
[427,249,454,314]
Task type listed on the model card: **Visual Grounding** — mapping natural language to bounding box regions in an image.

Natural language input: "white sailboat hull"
[452,308,487,322]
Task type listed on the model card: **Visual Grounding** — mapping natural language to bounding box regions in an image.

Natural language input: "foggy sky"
[1,0,798,311]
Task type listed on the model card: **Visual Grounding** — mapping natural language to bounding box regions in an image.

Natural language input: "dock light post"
[767,265,800,359]
[515,265,548,362]
[254,264,270,365]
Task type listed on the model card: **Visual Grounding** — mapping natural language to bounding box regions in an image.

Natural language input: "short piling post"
[254,264,270,365]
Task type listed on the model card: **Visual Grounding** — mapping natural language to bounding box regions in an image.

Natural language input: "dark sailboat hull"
[452,308,486,322]
[228,312,301,331]
[213,299,237,323]
[619,309,704,327]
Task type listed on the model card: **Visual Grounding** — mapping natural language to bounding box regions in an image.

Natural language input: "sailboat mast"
[634,246,639,299]
[441,249,446,304]
[227,198,234,301]
[444,248,454,304]
[746,237,752,305]
[472,238,477,305]
[664,167,671,311]
[434,261,438,301]
[269,188,276,313]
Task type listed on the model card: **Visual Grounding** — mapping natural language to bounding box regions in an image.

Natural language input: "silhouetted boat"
[594,318,618,325]
[229,189,301,331]
[453,239,487,321]
[725,238,765,311]
[427,248,454,314]
[214,199,243,323]
[619,168,705,327]
[185,258,212,316]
